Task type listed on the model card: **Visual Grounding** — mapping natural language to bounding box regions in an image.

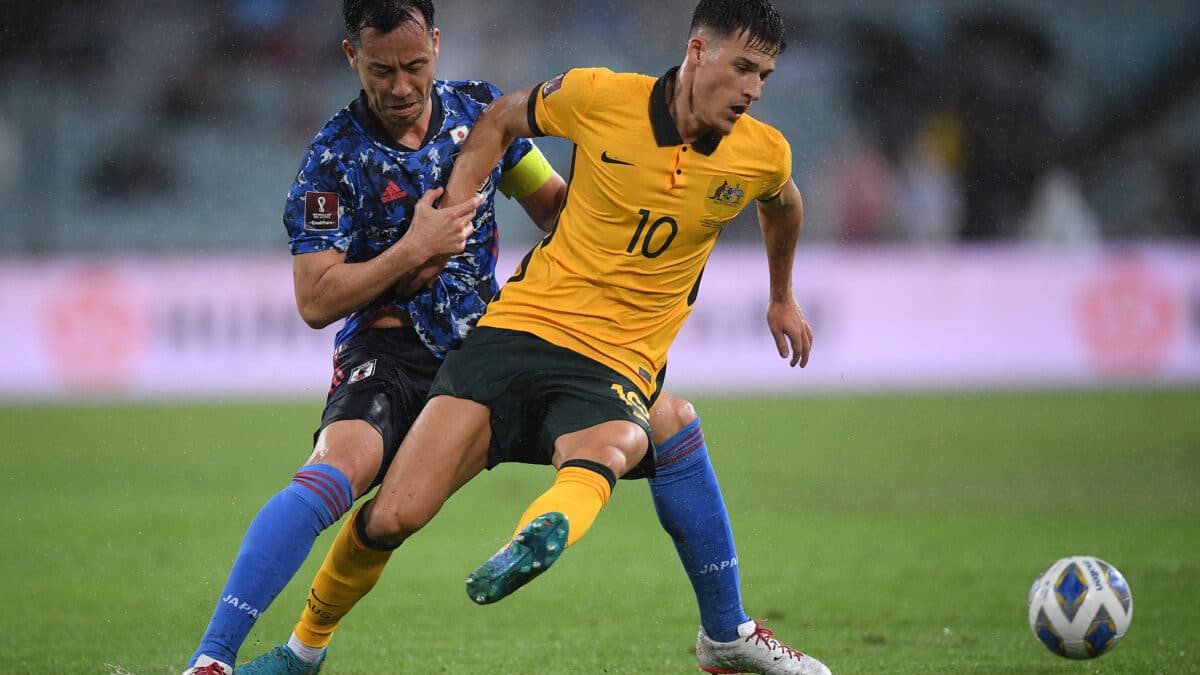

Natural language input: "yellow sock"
[514,464,614,547]
[294,503,392,649]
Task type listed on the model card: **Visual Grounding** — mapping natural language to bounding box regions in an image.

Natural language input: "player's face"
[343,19,440,137]
[691,30,777,135]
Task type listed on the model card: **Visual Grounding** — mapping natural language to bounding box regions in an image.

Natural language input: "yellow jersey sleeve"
[498,142,554,199]
[529,68,609,141]
[759,133,793,201]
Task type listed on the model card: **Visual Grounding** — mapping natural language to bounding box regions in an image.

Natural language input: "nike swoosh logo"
[601,151,634,166]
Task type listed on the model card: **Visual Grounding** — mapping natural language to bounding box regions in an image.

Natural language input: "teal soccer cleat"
[466,512,569,605]
[236,645,325,674]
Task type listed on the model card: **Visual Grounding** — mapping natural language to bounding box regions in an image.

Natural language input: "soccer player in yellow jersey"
[235,2,830,674]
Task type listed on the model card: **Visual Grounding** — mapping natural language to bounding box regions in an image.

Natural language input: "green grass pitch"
[2,390,1198,674]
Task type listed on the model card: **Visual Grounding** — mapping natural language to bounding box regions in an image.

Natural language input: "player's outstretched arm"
[758,179,813,367]
[445,84,539,208]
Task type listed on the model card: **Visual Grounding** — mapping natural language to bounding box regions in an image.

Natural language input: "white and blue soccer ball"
[1027,555,1133,659]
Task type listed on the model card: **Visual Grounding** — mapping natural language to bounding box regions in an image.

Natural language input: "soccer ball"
[1027,556,1133,659]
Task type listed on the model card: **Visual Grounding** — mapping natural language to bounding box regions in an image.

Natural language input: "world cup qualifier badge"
[305,191,339,230]
[542,72,567,98]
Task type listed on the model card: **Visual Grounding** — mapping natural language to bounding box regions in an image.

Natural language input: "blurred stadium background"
[3,0,1200,250]
[1,0,1197,399]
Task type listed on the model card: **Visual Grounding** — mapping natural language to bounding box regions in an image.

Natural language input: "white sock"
[736,620,759,638]
[190,655,232,674]
[287,632,327,664]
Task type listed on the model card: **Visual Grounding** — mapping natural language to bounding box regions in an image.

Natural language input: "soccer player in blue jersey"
[183,2,814,674]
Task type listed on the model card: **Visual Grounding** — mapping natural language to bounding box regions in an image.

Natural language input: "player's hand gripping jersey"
[283,80,552,358]
[479,67,793,396]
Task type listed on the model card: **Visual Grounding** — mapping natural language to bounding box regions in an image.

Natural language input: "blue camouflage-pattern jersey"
[284,80,533,358]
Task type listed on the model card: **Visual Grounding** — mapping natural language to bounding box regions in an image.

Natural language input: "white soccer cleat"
[696,620,832,675]
[182,655,233,675]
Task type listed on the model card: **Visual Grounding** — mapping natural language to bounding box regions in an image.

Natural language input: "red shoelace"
[744,621,806,660]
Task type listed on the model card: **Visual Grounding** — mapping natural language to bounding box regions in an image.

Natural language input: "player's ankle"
[287,633,327,664]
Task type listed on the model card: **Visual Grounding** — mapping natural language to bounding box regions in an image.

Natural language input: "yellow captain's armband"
[498,144,553,199]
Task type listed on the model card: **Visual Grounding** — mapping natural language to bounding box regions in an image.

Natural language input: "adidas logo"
[382,181,406,203]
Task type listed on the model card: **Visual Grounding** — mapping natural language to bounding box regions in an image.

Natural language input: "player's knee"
[649,392,698,445]
[582,444,644,480]
[555,420,648,479]
[362,502,431,548]
[308,419,385,498]
[609,423,651,477]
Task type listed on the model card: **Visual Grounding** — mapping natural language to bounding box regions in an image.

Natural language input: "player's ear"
[341,39,357,69]
[687,34,706,66]
[431,27,440,58]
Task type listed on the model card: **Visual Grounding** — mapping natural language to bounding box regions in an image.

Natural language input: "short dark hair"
[689,0,787,57]
[343,0,435,45]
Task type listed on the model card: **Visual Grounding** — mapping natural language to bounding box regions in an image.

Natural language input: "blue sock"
[189,464,353,667]
[649,419,750,642]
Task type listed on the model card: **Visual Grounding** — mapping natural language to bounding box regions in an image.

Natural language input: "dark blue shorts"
[318,327,441,488]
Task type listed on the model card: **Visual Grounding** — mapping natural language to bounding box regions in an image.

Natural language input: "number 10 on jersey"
[627,209,678,259]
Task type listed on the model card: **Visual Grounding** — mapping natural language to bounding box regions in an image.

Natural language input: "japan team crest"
[348,359,377,384]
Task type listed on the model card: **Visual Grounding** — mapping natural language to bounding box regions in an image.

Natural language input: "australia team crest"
[705,176,746,216]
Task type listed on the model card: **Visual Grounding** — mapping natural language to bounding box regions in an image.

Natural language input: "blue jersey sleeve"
[283,142,358,255]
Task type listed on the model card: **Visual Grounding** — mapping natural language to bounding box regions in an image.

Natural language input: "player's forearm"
[758,181,805,302]
[295,244,428,328]
[759,203,802,302]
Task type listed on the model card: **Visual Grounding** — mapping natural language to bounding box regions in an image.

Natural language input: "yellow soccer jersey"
[479,66,793,397]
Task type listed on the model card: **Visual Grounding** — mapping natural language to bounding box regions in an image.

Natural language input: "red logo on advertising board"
[38,264,151,390]
[1075,257,1180,375]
